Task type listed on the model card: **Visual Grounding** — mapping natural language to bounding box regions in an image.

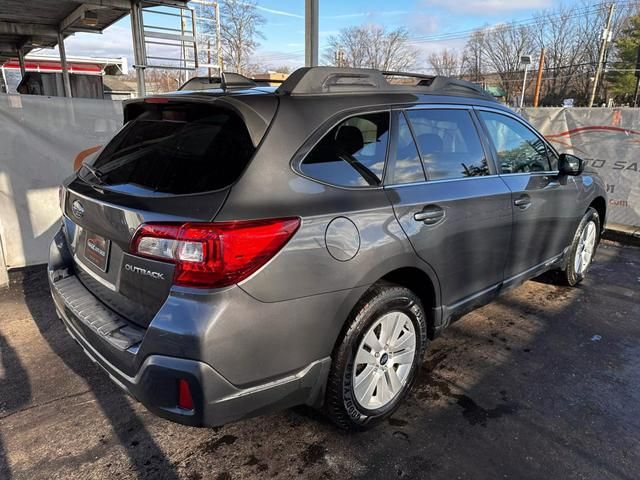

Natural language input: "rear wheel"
[324,283,428,430]
[562,207,601,286]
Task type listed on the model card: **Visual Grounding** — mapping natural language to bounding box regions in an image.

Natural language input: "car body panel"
[385,176,513,308]
[50,71,608,427]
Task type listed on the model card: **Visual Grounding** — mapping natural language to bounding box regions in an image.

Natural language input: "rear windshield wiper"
[80,163,104,185]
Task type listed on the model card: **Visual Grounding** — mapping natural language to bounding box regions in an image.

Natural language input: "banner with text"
[523,107,640,228]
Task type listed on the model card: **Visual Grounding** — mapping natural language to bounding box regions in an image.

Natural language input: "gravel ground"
[0,241,639,480]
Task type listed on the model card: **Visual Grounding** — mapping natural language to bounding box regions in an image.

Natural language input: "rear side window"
[478,111,551,173]
[407,109,490,180]
[387,112,425,185]
[88,104,255,194]
[300,112,390,187]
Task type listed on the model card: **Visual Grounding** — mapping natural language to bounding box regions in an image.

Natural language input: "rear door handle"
[414,206,445,225]
[514,195,531,209]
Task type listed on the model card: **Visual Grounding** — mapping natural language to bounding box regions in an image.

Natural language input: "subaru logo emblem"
[71,200,85,219]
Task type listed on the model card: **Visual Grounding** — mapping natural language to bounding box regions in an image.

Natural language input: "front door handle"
[414,206,445,225]
[514,195,531,209]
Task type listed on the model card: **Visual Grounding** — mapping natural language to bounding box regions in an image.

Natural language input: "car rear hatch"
[61,91,278,328]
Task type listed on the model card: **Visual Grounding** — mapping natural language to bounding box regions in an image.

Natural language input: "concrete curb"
[604,223,640,247]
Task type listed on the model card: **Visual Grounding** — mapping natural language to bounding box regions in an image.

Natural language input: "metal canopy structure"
[0,0,190,97]
[0,0,322,99]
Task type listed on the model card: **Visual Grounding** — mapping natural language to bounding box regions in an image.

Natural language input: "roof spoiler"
[276,66,495,100]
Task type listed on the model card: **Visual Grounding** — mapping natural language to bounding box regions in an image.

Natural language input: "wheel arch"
[338,266,440,343]
[380,267,439,339]
[589,196,606,232]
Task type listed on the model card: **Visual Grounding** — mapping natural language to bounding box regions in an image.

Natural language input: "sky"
[48,0,583,73]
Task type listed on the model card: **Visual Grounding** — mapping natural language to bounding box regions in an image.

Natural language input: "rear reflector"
[130,217,300,288]
[177,379,194,410]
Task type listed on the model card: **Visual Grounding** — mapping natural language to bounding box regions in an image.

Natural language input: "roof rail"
[381,70,436,83]
[276,67,495,101]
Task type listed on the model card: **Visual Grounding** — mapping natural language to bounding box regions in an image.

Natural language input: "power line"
[253,0,640,66]
[405,0,639,45]
[406,5,604,43]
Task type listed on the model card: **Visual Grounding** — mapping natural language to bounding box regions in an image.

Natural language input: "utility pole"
[589,3,615,108]
[57,31,72,98]
[215,1,223,74]
[633,46,640,107]
[130,0,146,97]
[533,48,545,108]
[520,64,529,108]
[207,38,212,78]
[519,54,532,109]
[305,0,319,67]
[180,8,187,84]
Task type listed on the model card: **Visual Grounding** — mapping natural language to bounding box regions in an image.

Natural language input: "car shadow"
[344,246,639,480]
[0,331,32,479]
[20,266,180,480]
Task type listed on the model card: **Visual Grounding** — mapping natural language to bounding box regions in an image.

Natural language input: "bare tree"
[427,49,462,76]
[463,2,637,105]
[481,23,534,102]
[323,25,418,71]
[125,69,181,93]
[219,0,265,74]
[272,65,291,74]
[461,30,485,82]
[530,2,616,104]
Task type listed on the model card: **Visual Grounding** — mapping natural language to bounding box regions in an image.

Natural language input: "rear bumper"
[48,227,331,427]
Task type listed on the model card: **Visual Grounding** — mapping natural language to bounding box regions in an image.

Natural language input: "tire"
[562,207,601,286]
[324,282,428,430]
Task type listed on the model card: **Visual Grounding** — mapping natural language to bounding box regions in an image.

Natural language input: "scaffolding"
[0,0,192,98]
[190,0,223,77]
[0,0,321,99]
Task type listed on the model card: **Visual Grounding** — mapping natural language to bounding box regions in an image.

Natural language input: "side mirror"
[558,153,584,176]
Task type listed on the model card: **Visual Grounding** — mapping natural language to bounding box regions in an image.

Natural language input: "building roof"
[2,54,127,74]
[103,75,137,93]
[0,0,190,63]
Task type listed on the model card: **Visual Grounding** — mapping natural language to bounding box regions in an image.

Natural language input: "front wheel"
[562,207,601,286]
[324,283,428,430]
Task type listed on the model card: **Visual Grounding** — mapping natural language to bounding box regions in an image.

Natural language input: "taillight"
[130,218,301,288]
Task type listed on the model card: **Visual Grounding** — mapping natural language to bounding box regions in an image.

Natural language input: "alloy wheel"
[575,220,597,275]
[352,311,417,410]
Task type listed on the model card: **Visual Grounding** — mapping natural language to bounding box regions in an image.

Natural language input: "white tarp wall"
[523,107,640,229]
[0,94,122,281]
[1,98,639,286]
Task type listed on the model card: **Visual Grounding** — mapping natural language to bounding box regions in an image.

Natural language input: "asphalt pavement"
[0,241,638,479]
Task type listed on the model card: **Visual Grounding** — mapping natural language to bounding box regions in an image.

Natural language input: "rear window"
[86,104,255,194]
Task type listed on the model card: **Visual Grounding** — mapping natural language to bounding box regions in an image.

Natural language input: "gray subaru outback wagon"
[49,67,607,430]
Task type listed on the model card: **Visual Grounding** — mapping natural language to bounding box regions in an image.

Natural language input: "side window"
[406,109,490,180]
[387,112,425,184]
[478,111,552,174]
[300,112,390,187]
